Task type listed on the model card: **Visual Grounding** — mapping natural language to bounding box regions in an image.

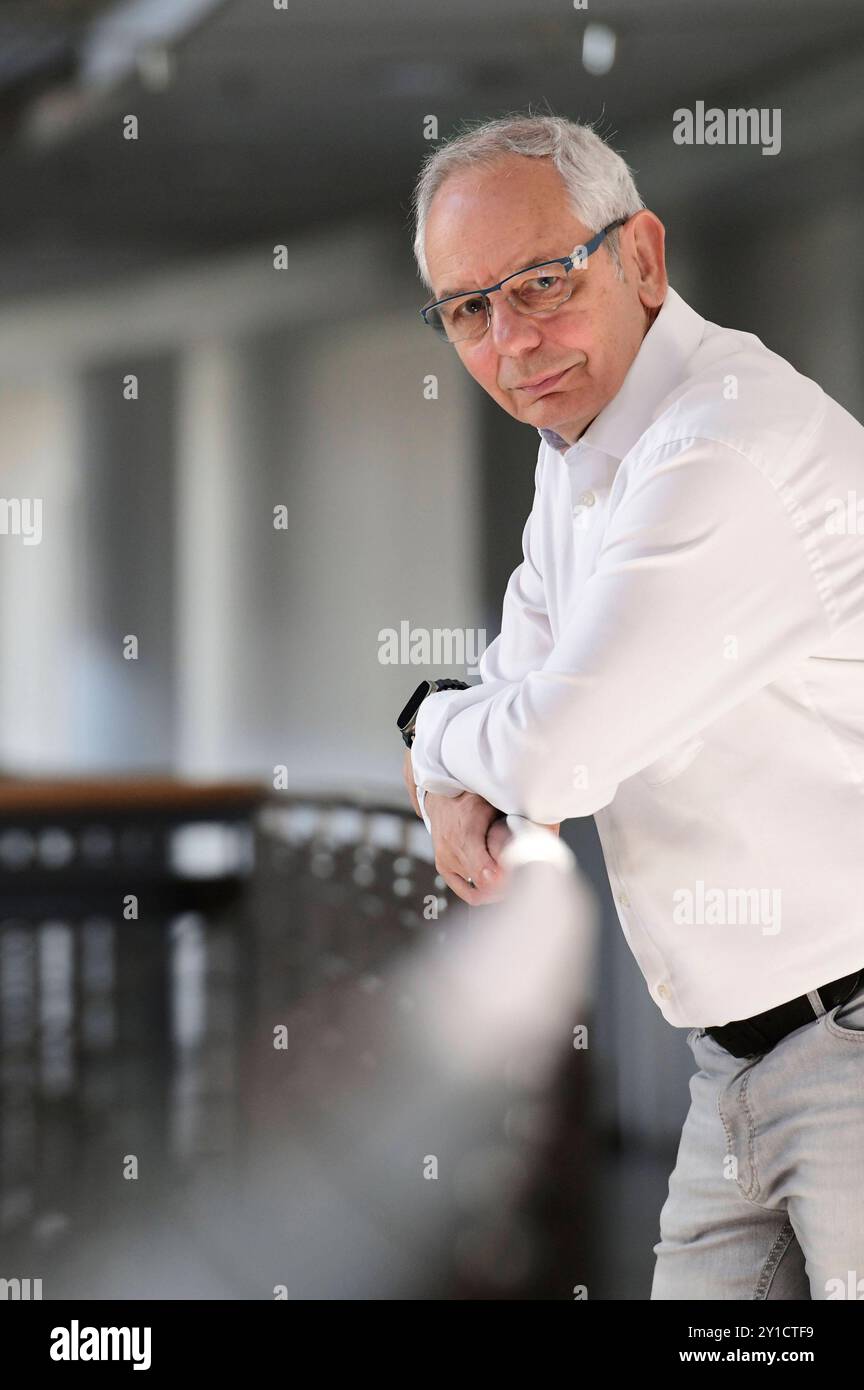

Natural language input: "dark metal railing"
[0,781,590,1299]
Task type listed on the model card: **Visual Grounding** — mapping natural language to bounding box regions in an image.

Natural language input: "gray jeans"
[651,977,864,1299]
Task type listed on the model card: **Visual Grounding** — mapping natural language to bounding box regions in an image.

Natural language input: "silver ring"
[466,877,476,888]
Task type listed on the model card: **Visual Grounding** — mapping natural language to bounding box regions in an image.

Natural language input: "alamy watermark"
[825,1270,864,1299]
[378,621,487,677]
[50,1320,151,1370]
[825,491,864,534]
[672,879,782,935]
[0,1276,42,1299]
[673,102,781,157]
[0,497,42,545]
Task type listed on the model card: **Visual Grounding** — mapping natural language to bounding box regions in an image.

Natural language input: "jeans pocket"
[825,981,864,1041]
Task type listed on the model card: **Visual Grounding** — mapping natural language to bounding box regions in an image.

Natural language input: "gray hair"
[411,112,645,292]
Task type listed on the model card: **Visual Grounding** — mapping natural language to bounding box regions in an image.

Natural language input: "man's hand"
[403,748,561,906]
[425,789,507,906]
[426,798,561,905]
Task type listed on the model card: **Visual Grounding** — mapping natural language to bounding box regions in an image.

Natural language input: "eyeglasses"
[420,217,629,345]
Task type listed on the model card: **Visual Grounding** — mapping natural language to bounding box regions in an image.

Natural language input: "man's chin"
[519,392,587,436]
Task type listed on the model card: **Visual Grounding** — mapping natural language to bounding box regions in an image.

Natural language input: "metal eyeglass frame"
[420,216,630,341]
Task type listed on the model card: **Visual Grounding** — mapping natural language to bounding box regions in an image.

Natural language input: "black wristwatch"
[396,678,470,748]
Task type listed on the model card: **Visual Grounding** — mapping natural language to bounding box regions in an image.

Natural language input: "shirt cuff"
[410,679,505,797]
[416,785,433,835]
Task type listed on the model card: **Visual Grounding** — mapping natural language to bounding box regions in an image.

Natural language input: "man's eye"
[516,272,572,310]
[526,274,563,294]
[451,296,485,321]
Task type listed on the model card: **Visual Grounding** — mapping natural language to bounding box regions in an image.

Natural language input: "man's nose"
[487,295,543,353]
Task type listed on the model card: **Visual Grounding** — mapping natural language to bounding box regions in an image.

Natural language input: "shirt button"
[657,983,670,1000]
[617,891,630,908]
[577,491,596,507]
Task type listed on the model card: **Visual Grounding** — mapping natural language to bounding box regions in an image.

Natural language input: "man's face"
[423,156,668,445]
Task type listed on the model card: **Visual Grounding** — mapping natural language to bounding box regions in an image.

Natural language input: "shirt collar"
[537,285,706,462]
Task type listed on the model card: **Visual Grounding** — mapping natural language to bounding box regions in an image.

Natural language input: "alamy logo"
[378,621,487,677]
[825,1271,864,1299]
[825,492,864,534]
[0,1276,42,1299]
[673,102,781,156]
[50,1320,151,1370]
[0,497,42,545]
[672,880,782,935]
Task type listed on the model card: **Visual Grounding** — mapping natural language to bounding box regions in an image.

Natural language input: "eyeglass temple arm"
[571,215,629,263]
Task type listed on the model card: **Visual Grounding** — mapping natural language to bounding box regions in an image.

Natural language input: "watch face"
[397,680,432,732]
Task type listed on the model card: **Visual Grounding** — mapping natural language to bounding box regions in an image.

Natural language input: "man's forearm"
[410,439,834,826]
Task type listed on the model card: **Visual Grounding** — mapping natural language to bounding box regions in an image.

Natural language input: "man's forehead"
[424,157,585,286]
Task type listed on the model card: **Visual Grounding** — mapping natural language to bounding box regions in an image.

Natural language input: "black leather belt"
[704,968,864,1059]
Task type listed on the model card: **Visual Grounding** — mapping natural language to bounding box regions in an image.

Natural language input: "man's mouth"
[513,364,579,396]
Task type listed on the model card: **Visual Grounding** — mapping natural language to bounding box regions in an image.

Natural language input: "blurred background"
[1,0,863,1300]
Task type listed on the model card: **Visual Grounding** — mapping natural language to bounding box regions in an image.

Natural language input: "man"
[399,113,864,1300]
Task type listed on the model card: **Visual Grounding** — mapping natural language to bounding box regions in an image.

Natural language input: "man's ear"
[628,210,667,310]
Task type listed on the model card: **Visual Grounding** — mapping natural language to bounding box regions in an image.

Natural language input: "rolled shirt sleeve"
[410,437,835,824]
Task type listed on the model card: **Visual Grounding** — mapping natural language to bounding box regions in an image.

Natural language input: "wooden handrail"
[0,776,267,813]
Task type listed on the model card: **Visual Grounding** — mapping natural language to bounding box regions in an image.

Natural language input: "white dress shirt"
[411,285,864,1027]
